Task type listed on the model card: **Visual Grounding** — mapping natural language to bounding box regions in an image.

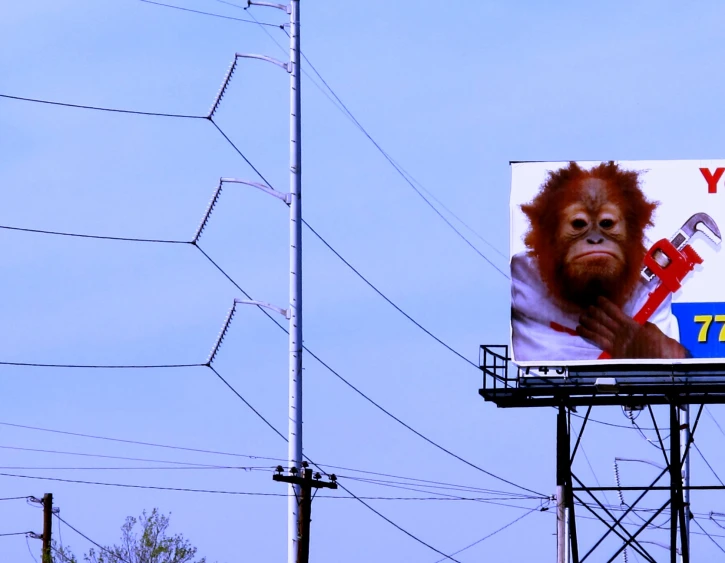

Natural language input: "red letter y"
[700,167,725,193]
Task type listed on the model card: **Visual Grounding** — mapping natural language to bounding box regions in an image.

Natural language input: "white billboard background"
[510,159,725,366]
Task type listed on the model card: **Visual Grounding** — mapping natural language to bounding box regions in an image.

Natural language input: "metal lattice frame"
[479,345,725,562]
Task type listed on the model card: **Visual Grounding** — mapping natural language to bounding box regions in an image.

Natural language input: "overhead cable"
[0,420,532,497]
[0,93,205,118]
[204,363,460,561]
[433,507,541,563]
[0,444,265,468]
[196,247,545,498]
[692,517,725,554]
[0,86,479,372]
[246,5,507,268]
[0,420,287,462]
[692,442,725,486]
[302,219,477,368]
[706,406,725,438]
[1,472,295,496]
[54,514,132,563]
[281,30,507,277]
[0,471,516,502]
[0,66,541,503]
[0,224,189,244]
[0,361,204,369]
[138,0,280,26]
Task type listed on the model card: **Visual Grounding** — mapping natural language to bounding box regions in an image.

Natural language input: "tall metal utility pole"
[235,2,304,560]
[287,1,303,561]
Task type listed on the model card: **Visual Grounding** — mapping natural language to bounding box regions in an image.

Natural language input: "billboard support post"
[681,404,691,563]
[556,406,568,563]
[670,401,680,563]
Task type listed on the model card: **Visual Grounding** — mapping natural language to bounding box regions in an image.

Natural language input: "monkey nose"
[587,236,604,244]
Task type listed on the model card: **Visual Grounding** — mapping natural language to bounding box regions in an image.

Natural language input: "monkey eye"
[599,218,615,229]
[571,218,588,230]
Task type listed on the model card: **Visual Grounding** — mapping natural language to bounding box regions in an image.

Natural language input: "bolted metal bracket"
[236,53,291,73]
[247,0,291,13]
[235,298,290,319]
[220,178,291,204]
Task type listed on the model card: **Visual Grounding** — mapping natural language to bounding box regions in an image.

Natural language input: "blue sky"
[2,0,725,561]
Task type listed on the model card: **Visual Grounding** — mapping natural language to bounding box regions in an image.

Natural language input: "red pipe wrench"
[597,213,721,359]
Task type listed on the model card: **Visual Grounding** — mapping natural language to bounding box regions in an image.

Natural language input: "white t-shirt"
[511,252,680,362]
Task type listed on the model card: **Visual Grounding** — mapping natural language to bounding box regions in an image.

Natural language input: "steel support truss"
[557,397,721,563]
[479,345,725,561]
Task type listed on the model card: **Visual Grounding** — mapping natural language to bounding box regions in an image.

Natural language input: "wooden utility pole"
[42,493,53,563]
[273,463,337,563]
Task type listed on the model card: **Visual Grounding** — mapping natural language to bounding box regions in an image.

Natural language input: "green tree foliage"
[53,509,208,563]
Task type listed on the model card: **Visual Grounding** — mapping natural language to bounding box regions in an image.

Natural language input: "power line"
[55,514,132,563]
[3,53,526,556]
[340,476,541,507]
[692,442,725,486]
[341,475,534,498]
[1,82,480,380]
[210,0,248,9]
[302,219,477,368]
[0,420,532,498]
[1,472,291,496]
[196,246,545,497]
[303,344,545,497]
[208,119,276,186]
[572,411,656,431]
[0,444,247,467]
[0,224,189,244]
[207,365,287,442]
[0,420,288,463]
[208,360,536,561]
[336,480,462,562]
[138,0,281,26]
[0,465,272,471]
[242,7,354,118]
[339,474,539,498]
[706,406,725,438]
[0,43,497,377]
[0,361,204,369]
[0,471,517,502]
[278,30,507,277]
[692,517,725,555]
[0,83,539,498]
[433,507,541,563]
[0,215,477,373]
[233,2,509,267]
[204,363,461,561]
[0,93,205,118]
[0,531,31,537]
[26,534,39,563]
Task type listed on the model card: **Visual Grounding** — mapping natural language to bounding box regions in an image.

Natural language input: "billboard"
[511,160,724,366]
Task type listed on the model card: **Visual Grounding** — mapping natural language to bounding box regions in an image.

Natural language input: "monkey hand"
[576,297,687,359]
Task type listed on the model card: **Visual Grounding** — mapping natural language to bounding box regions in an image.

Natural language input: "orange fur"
[521,162,657,308]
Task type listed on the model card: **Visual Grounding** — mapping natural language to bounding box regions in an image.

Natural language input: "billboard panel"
[510,160,724,366]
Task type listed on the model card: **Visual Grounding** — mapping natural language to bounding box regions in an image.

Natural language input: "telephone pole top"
[274,463,338,563]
